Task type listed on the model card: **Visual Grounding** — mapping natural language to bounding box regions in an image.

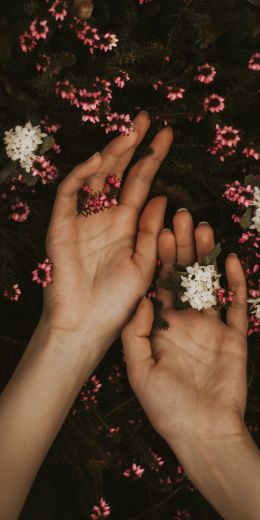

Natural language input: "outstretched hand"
[122,209,249,451]
[42,112,173,360]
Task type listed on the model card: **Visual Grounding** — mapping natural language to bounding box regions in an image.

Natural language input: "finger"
[88,111,150,191]
[226,254,248,335]
[195,222,220,317]
[122,297,155,388]
[157,229,176,309]
[173,209,195,266]
[133,197,167,281]
[51,152,102,220]
[119,126,173,210]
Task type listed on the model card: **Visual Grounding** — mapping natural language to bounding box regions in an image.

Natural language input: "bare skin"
[0,112,173,520]
[122,211,260,520]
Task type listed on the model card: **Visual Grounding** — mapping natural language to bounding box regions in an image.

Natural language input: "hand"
[42,112,173,359]
[122,209,249,451]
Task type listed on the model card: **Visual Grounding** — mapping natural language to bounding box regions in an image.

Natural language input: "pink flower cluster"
[41,116,61,134]
[78,174,121,216]
[114,70,130,88]
[36,53,51,73]
[174,510,192,520]
[208,124,240,162]
[90,498,111,519]
[32,156,59,184]
[78,375,102,411]
[194,63,216,84]
[223,180,254,208]
[217,288,234,306]
[48,0,68,22]
[148,449,164,472]
[3,283,22,302]
[19,19,49,53]
[248,52,260,72]
[166,86,185,101]
[70,17,118,54]
[32,257,53,287]
[204,93,225,113]
[242,146,260,161]
[9,201,30,222]
[123,463,145,479]
[56,78,133,134]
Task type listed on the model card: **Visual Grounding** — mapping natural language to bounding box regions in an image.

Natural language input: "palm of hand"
[43,112,173,353]
[123,210,248,445]
[146,307,247,444]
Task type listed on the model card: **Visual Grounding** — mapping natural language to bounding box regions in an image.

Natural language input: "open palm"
[122,210,248,448]
[43,112,173,357]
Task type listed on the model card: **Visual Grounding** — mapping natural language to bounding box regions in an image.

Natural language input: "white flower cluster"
[181,262,221,310]
[4,122,46,173]
[250,186,260,233]
[247,297,260,320]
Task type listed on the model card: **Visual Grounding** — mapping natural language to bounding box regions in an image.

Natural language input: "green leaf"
[240,207,254,229]
[0,162,17,183]
[200,243,221,266]
[38,135,55,155]
[244,175,260,189]
[156,271,185,292]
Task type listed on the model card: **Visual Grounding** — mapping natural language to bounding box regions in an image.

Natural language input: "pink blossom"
[242,147,260,161]
[9,201,30,222]
[79,375,102,410]
[223,180,254,207]
[166,86,185,101]
[32,257,53,288]
[30,19,49,40]
[49,0,68,21]
[32,156,59,184]
[217,288,234,306]
[36,54,51,72]
[174,509,192,520]
[153,79,163,91]
[148,449,164,472]
[123,463,145,479]
[3,283,22,302]
[41,117,61,133]
[215,124,240,148]
[19,31,37,52]
[248,313,260,335]
[204,93,225,113]
[195,63,216,84]
[90,498,111,519]
[248,52,260,71]
[114,70,130,88]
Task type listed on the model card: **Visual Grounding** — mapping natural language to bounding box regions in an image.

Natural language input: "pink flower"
[9,201,30,222]
[99,32,119,52]
[79,375,102,410]
[248,52,260,71]
[166,86,185,101]
[114,70,130,88]
[204,93,225,113]
[123,463,145,479]
[49,0,68,22]
[223,180,254,207]
[242,147,260,161]
[19,31,37,52]
[153,79,163,91]
[217,288,234,306]
[3,283,22,302]
[215,124,240,148]
[32,258,53,287]
[36,54,51,73]
[32,156,59,184]
[148,449,164,472]
[30,20,49,40]
[174,509,192,520]
[195,63,216,84]
[41,116,61,133]
[90,498,111,519]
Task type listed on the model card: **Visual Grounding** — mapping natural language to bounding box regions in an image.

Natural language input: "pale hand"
[42,112,173,358]
[122,210,249,449]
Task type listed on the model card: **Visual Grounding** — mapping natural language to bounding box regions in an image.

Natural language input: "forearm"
[171,428,260,520]
[0,318,97,520]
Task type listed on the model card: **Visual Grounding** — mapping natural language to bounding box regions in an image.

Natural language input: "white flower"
[247,297,260,320]
[250,186,260,233]
[180,262,221,310]
[4,122,47,173]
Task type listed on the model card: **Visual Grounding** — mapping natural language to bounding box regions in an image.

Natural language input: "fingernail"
[140,110,150,116]
[197,221,209,226]
[92,151,100,157]
[176,208,188,212]
[228,252,237,257]
[162,227,171,232]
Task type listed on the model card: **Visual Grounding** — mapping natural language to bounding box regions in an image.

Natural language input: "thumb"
[122,297,155,387]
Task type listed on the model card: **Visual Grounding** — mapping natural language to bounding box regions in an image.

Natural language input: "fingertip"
[158,228,175,264]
